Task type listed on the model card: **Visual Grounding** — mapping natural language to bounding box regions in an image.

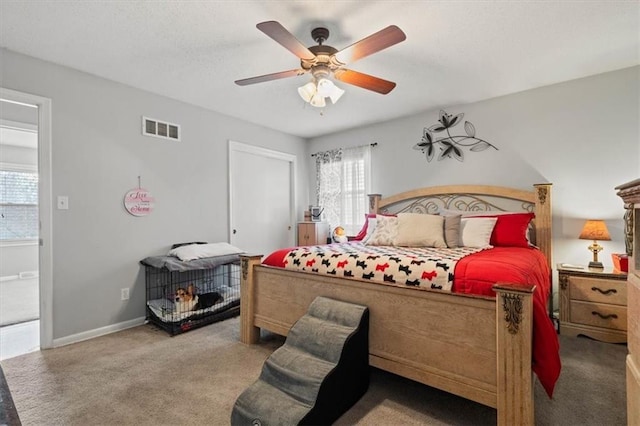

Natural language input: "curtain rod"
[311,142,378,157]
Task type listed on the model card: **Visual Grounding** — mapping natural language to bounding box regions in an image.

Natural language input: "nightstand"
[558,264,628,343]
[297,221,330,246]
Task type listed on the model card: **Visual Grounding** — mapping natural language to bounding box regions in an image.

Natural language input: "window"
[0,165,38,241]
[315,145,371,235]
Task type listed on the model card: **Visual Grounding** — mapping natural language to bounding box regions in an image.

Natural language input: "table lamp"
[579,219,611,269]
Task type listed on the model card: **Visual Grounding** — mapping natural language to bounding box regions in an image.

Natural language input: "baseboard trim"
[52,316,146,348]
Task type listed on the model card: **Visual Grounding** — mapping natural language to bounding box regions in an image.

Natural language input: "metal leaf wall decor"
[413,110,498,162]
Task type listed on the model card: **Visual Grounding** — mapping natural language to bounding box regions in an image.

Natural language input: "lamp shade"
[579,220,611,241]
[309,93,326,108]
[328,85,345,104]
[297,82,316,103]
[316,78,334,97]
[298,77,344,107]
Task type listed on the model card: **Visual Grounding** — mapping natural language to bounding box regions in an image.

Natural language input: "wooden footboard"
[240,255,534,425]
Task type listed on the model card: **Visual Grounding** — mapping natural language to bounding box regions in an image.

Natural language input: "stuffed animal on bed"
[332,226,348,243]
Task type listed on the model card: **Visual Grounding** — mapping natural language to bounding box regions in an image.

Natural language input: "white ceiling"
[1,1,638,139]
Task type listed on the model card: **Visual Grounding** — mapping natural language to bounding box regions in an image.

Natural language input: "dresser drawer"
[569,276,627,305]
[570,300,627,331]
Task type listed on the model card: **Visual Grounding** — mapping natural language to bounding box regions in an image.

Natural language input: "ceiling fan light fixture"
[309,93,326,108]
[316,78,334,97]
[297,81,316,103]
[328,84,345,104]
[237,22,407,107]
[299,77,344,107]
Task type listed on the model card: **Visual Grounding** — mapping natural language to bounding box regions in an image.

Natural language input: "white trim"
[228,140,297,246]
[0,275,19,282]
[0,87,54,350]
[0,161,38,172]
[0,119,38,149]
[52,317,146,348]
[0,239,38,247]
[0,119,37,132]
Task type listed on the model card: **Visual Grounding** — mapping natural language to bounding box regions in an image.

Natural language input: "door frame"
[228,140,297,248]
[0,87,53,349]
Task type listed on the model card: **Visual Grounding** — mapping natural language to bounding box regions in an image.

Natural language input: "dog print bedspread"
[283,243,484,291]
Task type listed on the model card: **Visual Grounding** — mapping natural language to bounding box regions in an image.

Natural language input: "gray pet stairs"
[231,296,370,425]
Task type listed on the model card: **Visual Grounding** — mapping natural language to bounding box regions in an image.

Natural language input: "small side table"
[558,264,627,343]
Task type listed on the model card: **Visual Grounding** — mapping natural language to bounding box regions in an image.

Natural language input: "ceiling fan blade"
[256,21,316,60]
[235,69,306,86]
[333,25,406,65]
[334,69,396,94]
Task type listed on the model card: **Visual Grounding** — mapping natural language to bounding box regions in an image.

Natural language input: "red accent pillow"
[475,212,535,247]
[352,213,398,241]
[352,213,377,241]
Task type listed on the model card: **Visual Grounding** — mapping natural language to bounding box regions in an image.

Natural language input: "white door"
[229,141,296,256]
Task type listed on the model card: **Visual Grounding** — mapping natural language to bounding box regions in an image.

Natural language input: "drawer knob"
[590,287,617,296]
[591,311,618,320]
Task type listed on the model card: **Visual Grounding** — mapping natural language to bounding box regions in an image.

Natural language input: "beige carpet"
[0,316,627,425]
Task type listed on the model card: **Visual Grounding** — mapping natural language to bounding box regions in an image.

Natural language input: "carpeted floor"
[0,316,627,425]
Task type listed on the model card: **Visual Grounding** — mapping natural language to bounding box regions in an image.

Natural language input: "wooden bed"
[239,183,553,426]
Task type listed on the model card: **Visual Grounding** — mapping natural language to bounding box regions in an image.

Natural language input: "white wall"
[1,48,309,340]
[309,66,640,305]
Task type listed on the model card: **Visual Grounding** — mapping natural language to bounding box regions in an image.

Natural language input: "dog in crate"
[174,284,223,313]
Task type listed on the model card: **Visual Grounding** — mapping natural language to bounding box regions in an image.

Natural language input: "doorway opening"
[0,100,39,360]
[0,88,53,359]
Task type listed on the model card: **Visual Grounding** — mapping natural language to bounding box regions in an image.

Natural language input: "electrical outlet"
[121,288,129,301]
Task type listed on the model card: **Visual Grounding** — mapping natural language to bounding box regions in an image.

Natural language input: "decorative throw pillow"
[352,214,375,241]
[365,215,399,246]
[439,212,462,248]
[459,217,498,248]
[440,209,535,248]
[353,213,395,241]
[471,212,535,247]
[393,213,446,248]
[362,218,377,243]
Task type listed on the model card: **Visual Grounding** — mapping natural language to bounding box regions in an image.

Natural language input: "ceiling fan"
[235,21,406,107]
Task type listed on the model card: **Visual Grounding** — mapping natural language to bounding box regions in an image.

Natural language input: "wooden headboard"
[367,184,553,269]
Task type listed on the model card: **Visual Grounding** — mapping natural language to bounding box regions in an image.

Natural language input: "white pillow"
[365,215,398,246]
[168,242,244,261]
[393,213,446,248]
[459,218,498,248]
[362,217,377,244]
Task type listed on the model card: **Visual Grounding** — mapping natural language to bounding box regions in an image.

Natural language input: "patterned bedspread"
[283,243,484,292]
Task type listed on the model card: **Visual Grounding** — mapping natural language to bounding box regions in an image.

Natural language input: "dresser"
[616,178,640,425]
[558,265,627,343]
[297,221,330,246]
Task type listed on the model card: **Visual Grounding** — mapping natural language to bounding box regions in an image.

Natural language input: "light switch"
[57,196,69,210]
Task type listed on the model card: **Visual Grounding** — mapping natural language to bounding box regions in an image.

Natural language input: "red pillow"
[352,213,398,241]
[352,213,377,241]
[475,212,534,247]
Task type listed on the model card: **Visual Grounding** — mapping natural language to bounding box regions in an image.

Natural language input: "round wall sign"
[124,188,154,216]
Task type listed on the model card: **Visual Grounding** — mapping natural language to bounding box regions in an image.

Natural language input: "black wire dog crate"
[144,261,241,335]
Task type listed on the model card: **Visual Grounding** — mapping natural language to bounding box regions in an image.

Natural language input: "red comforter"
[262,244,560,397]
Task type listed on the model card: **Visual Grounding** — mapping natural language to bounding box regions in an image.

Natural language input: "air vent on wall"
[142,116,180,141]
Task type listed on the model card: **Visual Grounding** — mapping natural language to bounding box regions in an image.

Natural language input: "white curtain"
[316,145,371,235]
